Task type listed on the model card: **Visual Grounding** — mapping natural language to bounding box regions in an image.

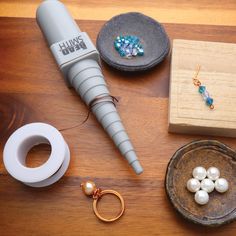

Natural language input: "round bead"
[194,190,209,205]
[192,167,207,180]
[81,181,96,196]
[137,48,144,56]
[114,43,121,49]
[186,178,201,193]
[200,178,215,193]
[207,167,220,180]
[119,50,126,57]
[132,48,138,56]
[215,178,229,193]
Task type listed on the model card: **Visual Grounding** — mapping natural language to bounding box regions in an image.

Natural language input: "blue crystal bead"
[137,48,144,56]
[206,97,213,106]
[198,86,206,94]
[119,50,126,57]
[114,42,121,50]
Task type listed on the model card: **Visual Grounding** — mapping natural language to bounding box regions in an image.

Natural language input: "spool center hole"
[25,143,51,168]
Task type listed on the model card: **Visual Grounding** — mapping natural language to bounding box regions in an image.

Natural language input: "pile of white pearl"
[186,166,229,205]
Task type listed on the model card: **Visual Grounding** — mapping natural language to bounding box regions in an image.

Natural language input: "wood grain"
[169,39,236,137]
[0,17,236,235]
[1,0,236,26]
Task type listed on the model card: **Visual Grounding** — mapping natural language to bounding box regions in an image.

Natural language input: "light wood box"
[169,39,236,137]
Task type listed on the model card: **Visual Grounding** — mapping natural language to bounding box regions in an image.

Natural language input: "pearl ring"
[81,181,125,222]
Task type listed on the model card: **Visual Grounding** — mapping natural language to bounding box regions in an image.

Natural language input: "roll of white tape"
[3,123,70,187]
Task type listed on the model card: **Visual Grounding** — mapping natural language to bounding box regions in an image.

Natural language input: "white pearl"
[200,178,215,193]
[207,167,220,180]
[194,190,209,205]
[215,178,229,193]
[187,178,201,192]
[192,167,207,180]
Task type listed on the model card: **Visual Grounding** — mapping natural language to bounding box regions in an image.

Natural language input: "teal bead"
[137,48,144,56]
[119,50,126,57]
[198,86,206,94]
[206,97,213,106]
[114,42,121,50]
[132,38,139,44]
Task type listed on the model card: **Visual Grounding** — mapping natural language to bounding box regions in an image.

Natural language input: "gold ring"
[81,181,125,223]
[93,189,125,222]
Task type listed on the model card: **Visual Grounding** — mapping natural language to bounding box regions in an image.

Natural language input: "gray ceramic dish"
[96,12,170,72]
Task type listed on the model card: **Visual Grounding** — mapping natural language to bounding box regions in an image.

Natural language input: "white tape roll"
[3,123,70,187]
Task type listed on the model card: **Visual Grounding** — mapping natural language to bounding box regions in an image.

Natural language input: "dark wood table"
[0,17,236,236]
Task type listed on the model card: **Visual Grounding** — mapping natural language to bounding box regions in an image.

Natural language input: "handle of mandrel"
[36,0,100,85]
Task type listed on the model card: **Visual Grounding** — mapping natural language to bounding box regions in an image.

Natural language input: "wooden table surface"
[0,1,236,236]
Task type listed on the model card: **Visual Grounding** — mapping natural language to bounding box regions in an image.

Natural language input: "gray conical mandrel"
[36,0,143,174]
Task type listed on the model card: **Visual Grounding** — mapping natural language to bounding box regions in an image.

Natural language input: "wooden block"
[169,39,236,137]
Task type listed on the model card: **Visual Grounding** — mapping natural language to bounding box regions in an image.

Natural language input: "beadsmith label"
[59,35,87,55]
[50,32,97,67]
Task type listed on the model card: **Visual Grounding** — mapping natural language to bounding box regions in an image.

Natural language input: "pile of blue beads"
[198,85,214,108]
[114,35,144,59]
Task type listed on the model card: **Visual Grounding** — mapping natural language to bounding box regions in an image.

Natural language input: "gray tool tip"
[131,160,143,175]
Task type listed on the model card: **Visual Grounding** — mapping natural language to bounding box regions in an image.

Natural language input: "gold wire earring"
[192,65,214,109]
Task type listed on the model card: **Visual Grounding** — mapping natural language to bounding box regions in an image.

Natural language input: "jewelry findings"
[81,181,125,222]
[114,35,144,59]
[193,65,214,109]
[215,178,229,193]
[200,178,215,193]
[192,166,207,180]
[194,190,209,205]
[207,167,220,180]
[186,178,201,193]
[186,166,229,205]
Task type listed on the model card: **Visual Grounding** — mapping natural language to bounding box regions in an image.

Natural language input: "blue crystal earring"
[193,65,214,109]
[114,35,144,59]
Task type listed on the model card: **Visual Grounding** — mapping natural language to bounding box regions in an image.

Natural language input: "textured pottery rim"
[96,12,170,72]
[165,140,236,227]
